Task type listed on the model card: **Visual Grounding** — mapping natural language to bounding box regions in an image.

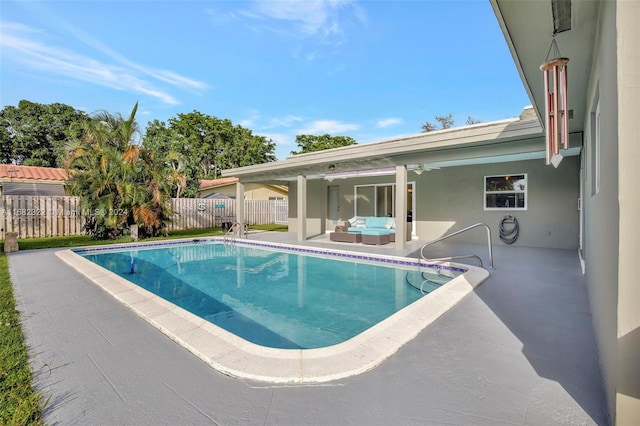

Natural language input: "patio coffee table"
[329,232,362,243]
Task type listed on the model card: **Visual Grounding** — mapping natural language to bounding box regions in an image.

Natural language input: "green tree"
[421,114,482,132]
[142,112,276,192]
[142,120,198,198]
[290,134,357,155]
[0,100,88,166]
[421,113,454,133]
[65,103,173,239]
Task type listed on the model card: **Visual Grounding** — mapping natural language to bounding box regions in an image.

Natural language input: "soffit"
[491,0,598,134]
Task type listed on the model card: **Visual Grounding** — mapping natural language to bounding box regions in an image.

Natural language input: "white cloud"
[0,20,207,106]
[261,132,292,146]
[229,1,366,43]
[298,119,359,135]
[252,0,344,37]
[208,1,366,63]
[239,108,263,128]
[376,117,404,128]
[266,115,304,128]
[257,131,297,160]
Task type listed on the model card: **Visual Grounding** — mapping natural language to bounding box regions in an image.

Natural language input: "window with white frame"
[484,174,527,210]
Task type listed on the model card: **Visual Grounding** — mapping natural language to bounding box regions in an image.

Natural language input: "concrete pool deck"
[55,240,489,384]
[8,232,608,425]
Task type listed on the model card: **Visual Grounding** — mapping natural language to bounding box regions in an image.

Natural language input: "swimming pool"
[79,241,462,349]
[57,238,489,383]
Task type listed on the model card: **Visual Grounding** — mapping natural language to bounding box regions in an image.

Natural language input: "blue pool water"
[80,241,463,349]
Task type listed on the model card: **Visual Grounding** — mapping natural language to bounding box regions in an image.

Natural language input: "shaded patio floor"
[9,232,608,425]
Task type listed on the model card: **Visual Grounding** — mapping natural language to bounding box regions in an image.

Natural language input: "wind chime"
[540,38,569,167]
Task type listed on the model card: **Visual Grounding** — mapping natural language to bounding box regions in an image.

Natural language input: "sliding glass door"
[354,183,414,224]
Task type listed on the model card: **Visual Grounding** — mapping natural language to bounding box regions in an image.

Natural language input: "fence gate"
[274,200,289,224]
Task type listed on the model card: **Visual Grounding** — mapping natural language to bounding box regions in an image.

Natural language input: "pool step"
[404,271,444,294]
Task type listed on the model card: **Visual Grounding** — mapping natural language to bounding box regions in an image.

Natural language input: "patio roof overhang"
[222,110,580,184]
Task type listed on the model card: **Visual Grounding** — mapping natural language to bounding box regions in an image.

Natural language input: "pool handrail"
[223,222,248,243]
[419,223,494,270]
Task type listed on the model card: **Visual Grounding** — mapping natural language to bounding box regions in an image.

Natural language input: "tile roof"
[0,165,68,181]
[199,177,239,190]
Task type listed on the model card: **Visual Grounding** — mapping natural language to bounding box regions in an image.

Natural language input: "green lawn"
[16,223,288,251]
[0,223,287,423]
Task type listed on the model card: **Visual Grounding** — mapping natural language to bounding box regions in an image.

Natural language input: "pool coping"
[55,238,489,384]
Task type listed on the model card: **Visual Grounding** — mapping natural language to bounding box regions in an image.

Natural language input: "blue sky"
[1,0,530,160]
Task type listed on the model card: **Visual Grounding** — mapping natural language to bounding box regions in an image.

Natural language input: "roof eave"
[223,116,543,182]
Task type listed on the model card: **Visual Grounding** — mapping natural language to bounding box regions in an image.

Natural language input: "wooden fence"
[167,198,284,231]
[0,196,288,240]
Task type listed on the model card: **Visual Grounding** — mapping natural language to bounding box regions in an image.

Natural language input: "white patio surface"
[8,231,608,425]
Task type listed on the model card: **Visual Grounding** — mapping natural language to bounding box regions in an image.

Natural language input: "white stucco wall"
[615,1,640,423]
[582,1,620,422]
[582,1,640,423]
[288,179,326,238]
[289,156,579,250]
[412,157,580,249]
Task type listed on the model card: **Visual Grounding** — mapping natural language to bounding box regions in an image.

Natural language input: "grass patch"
[248,223,288,232]
[13,224,287,251]
[16,235,132,251]
[0,253,45,425]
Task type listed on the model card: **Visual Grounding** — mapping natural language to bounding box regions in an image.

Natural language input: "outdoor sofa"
[343,216,411,242]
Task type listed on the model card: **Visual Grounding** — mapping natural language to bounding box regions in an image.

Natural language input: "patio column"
[235,181,245,225]
[297,175,307,241]
[395,165,407,250]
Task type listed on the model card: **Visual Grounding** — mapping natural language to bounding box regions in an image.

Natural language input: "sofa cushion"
[384,218,396,229]
[365,216,388,228]
[352,217,366,228]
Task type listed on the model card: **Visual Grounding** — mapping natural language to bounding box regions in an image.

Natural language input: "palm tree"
[65,103,172,239]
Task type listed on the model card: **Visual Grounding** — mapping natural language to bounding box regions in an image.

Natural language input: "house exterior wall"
[288,179,326,238]
[615,1,640,423]
[289,156,579,249]
[581,1,640,424]
[199,183,288,200]
[413,157,579,248]
[582,1,622,422]
[0,180,66,196]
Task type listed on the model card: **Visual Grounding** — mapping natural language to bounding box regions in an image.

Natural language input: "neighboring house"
[198,177,288,201]
[222,1,638,424]
[0,164,67,196]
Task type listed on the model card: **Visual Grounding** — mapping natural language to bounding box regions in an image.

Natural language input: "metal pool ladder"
[223,222,248,244]
[419,223,494,269]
